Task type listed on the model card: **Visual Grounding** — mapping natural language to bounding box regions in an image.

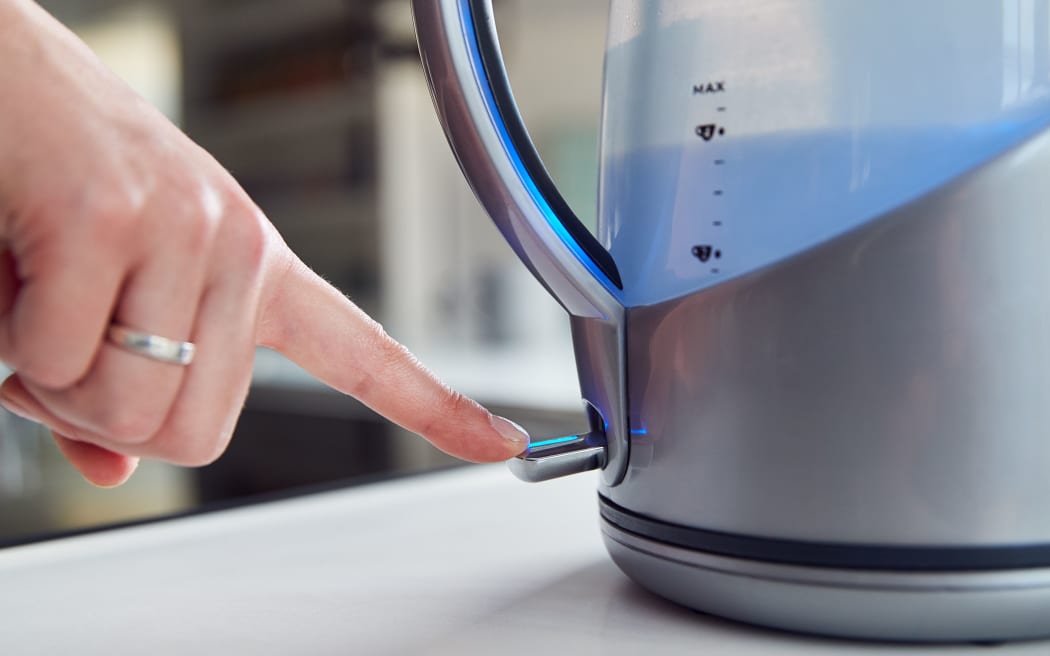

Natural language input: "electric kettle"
[413,0,1050,641]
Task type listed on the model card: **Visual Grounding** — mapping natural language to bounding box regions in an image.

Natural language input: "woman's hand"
[0,0,528,486]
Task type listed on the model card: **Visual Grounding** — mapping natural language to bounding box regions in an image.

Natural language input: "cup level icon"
[692,245,722,262]
[695,124,726,141]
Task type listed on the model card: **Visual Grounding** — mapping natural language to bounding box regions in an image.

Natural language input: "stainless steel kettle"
[413,0,1050,641]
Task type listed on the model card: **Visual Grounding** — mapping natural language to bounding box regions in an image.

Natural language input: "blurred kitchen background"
[0,0,607,544]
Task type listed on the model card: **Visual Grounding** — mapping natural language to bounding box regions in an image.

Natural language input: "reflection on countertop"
[0,411,195,545]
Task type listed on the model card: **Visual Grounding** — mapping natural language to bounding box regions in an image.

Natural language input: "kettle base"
[602,518,1050,642]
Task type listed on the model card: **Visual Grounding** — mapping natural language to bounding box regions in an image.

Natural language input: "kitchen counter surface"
[0,465,1046,655]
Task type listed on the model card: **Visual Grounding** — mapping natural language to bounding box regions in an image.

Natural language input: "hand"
[0,0,528,486]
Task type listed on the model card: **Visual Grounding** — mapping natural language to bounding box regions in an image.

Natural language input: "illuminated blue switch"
[508,432,607,482]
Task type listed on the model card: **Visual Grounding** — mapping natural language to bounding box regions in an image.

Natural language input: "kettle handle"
[412,0,624,320]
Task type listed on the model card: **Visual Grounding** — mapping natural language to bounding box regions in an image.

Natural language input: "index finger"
[257,253,528,463]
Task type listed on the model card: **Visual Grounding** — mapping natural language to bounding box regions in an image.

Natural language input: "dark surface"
[195,407,400,504]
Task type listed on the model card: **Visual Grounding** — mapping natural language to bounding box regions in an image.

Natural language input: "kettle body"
[414,0,1050,641]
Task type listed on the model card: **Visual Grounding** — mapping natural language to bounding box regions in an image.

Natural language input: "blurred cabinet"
[177,0,382,315]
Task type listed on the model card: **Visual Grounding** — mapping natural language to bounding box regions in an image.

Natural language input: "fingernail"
[0,396,38,423]
[491,415,529,450]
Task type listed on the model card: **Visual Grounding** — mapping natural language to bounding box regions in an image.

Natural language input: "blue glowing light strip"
[460,0,621,299]
[528,435,580,449]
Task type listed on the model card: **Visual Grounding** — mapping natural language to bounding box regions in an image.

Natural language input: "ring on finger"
[107,324,195,366]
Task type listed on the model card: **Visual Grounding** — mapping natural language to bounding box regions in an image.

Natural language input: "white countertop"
[0,466,1046,655]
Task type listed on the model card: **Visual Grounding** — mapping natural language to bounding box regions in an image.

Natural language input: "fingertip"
[437,414,529,464]
[52,434,139,487]
[489,415,529,457]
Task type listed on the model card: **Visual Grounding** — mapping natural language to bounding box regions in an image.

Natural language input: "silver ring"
[107,324,196,366]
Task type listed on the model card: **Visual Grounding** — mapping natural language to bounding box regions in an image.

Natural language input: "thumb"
[257,255,529,463]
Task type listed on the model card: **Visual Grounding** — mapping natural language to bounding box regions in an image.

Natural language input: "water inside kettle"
[603,115,1050,306]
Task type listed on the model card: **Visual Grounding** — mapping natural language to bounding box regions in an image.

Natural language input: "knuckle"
[419,387,474,439]
[16,356,88,390]
[150,185,220,258]
[170,430,230,467]
[176,206,215,255]
[18,182,143,253]
[442,388,475,418]
[344,327,418,402]
[346,371,376,400]
[223,197,271,271]
[78,192,143,245]
[374,326,414,367]
[156,412,236,467]
[177,443,224,467]
[97,404,162,445]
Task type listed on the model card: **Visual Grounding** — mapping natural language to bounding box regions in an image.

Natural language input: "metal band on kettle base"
[599,495,1050,572]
